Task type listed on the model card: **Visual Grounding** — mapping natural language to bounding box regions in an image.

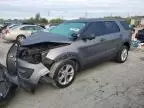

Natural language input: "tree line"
[1,13,144,25]
[0,13,64,25]
[24,13,64,25]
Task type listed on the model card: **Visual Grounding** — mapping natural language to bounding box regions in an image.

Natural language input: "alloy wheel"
[57,64,74,85]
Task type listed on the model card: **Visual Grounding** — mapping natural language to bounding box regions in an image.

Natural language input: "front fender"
[54,52,81,63]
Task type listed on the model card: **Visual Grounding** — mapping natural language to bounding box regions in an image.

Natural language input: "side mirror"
[82,34,95,40]
[71,33,78,38]
[70,33,79,40]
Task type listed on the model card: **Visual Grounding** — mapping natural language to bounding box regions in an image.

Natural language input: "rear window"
[34,26,43,31]
[120,21,130,30]
[20,26,35,30]
[84,21,120,36]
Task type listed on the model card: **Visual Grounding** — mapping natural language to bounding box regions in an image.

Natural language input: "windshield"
[49,22,86,37]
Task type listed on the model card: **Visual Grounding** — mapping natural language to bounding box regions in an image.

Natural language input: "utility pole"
[48,10,50,17]
[84,9,88,18]
[128,13,130,18]
[110,13,112,17]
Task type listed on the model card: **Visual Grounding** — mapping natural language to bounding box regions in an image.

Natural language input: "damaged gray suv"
[5,19,131,90]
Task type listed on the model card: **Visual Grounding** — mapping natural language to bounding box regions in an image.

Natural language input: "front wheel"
[50,60,76,88]
[116,45,128,63]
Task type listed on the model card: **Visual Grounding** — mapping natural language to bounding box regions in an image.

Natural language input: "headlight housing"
[19,48,42,64]
[41,51,54,69]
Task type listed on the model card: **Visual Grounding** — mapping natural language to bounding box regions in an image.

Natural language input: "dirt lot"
[0,39,144,108]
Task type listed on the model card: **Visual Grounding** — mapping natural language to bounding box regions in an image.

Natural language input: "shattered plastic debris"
[0,63,17,105]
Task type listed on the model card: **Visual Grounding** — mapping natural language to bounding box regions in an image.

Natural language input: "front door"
[76,22,109,64]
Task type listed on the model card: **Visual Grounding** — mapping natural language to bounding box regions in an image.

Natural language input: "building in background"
[140,18,144,25]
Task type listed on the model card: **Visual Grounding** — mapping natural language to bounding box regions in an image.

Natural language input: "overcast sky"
[0,0,144,19]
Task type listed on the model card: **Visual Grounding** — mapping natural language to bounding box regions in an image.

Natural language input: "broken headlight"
[41,51,53,68]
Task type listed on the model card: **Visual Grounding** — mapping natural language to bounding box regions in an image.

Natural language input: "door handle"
[100,38,106,42]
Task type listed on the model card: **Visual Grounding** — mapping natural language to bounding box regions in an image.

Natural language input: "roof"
[65,18,125,23]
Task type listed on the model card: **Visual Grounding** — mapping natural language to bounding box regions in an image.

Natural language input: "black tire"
[50,60,76,88]
[16,35,26,42]
[116,45,128,63]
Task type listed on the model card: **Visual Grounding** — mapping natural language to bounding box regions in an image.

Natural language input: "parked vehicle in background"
[5,19,131,91]
[2,24,19,34]
[43,26,56,32]
[45,24,58,31]
[2,25,44,42]
[135,28,144,43]
[38,24,45,29]
[0,24,3,28]
[3,22,13,27]
[0,24,4,33]
[7,24,19,29]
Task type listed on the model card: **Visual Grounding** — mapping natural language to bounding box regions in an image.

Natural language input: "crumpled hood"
[21,32,72,46]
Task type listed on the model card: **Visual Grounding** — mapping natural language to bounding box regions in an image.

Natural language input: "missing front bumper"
[17,59,50,84]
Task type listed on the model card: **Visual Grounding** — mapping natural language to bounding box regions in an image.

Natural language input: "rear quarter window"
[20,26,35,31]
[120,21,130,30]
[104,21,120,33]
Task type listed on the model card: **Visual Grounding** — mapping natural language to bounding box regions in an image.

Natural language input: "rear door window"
[84,22,106,36]
[21,26,35,31]
[104,21,120,33]
[120,21,130,30]
[11,26,19,30]
[34,26,43,31]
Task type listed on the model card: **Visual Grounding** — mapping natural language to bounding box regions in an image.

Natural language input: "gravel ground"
[0,39,144,108]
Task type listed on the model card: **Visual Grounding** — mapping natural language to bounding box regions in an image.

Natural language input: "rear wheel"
[16,35,26,42]
[116,45,128,63]
[50,60,76,88]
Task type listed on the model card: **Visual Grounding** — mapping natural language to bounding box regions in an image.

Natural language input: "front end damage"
[5,42,69,91]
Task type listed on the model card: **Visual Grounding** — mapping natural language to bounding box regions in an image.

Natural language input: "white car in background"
[2,24,19,33]
[2,25,44,42]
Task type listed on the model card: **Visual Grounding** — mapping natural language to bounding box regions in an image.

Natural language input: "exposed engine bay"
[18,42,69,64]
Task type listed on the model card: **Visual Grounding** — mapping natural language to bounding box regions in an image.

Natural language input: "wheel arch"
[17,34,26,39]
[123,41,130,50]
[53,53,82,71]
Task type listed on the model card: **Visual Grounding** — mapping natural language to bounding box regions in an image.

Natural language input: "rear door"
[119,21,132,43]
[103,21,121,54]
